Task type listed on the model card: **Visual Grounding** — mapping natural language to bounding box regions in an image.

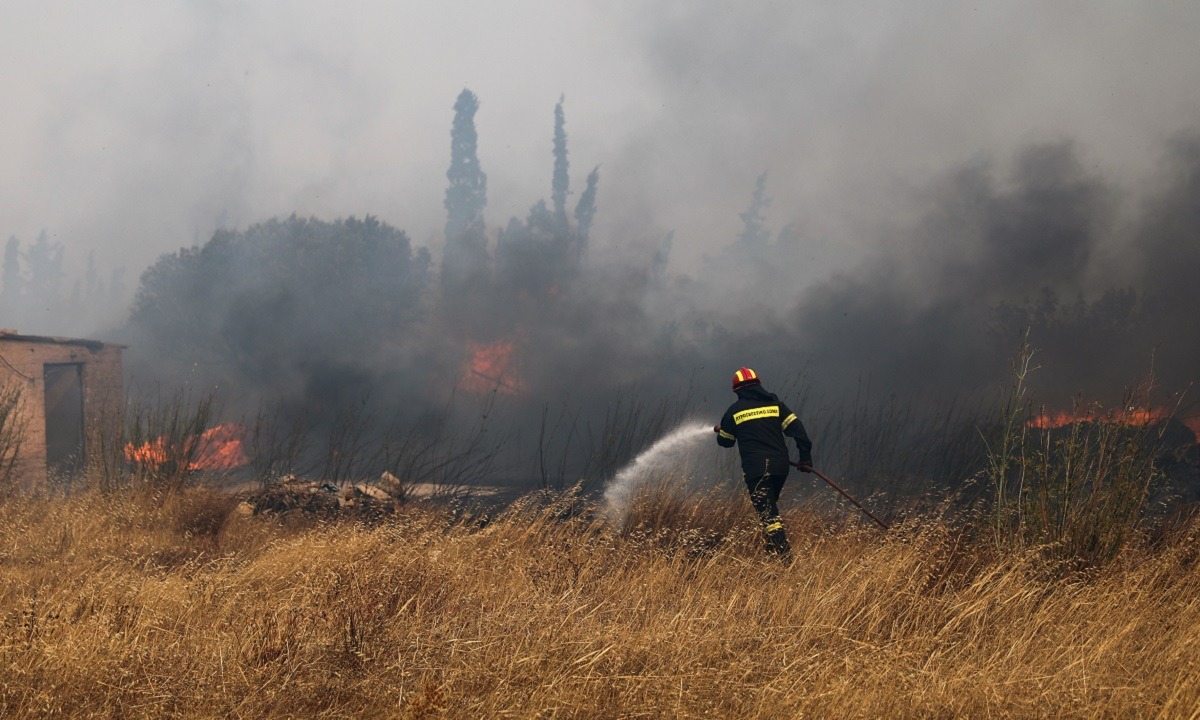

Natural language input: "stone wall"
[0,335,123,488]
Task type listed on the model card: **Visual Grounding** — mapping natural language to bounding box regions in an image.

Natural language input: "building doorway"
[44,363,85,483]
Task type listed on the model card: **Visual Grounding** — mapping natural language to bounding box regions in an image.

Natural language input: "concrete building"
[0,330,123,488]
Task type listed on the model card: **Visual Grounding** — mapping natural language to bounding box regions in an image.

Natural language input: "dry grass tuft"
[0,485,1197,718]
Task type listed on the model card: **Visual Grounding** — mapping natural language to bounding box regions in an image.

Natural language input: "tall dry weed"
[0,382,26,492]
[984,337,1174,567]
[1,484,1197,717]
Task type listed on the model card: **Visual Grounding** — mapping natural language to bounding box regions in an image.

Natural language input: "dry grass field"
[1,484,1198,719]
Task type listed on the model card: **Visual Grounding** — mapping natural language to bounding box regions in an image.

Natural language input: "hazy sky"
[3,1,1199,281]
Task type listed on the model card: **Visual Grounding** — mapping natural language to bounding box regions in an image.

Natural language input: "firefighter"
[715,367,813,556]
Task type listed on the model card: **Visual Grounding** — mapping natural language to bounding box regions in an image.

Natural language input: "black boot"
[748,473,791,557]
[763,517,792,557]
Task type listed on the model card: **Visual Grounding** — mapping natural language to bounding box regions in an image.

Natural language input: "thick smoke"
[115,108,1200,487]
[5,3,1200,486]
[784,137,1200,411]
[789,141,1115,399]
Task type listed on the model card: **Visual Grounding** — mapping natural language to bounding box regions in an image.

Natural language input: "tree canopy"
[131,215,431,408]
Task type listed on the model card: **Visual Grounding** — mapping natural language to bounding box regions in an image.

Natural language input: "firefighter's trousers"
[745,473,791,556]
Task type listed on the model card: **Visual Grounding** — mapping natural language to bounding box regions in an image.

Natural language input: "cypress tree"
[443,89,490,293]
[552,96,570,230]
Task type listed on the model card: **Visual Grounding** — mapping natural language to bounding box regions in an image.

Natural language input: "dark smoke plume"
[118,85,1200,485]
[744,136,1200,416]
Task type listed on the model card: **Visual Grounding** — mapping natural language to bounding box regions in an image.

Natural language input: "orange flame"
[125,422,249,472]
[192,423,250,470]
[462,339,524,395]
[1029,408,1164,430]
[1028,408,1200,443]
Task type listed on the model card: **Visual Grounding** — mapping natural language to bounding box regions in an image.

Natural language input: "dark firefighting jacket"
[716,384,813,478]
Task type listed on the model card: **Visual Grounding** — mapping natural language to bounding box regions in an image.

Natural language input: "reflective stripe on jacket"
[717,384,813,477]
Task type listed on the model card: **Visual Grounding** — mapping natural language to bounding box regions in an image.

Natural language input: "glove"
[797,463,814,474]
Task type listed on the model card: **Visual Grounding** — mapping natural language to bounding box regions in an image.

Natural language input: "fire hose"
[791,461,890,530]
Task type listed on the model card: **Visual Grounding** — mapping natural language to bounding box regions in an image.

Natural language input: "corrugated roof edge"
[0,331,127,351]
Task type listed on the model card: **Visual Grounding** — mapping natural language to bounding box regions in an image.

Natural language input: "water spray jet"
[602,421,717,523]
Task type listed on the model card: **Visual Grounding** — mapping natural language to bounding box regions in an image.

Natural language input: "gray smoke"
[4,3,1200,484]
